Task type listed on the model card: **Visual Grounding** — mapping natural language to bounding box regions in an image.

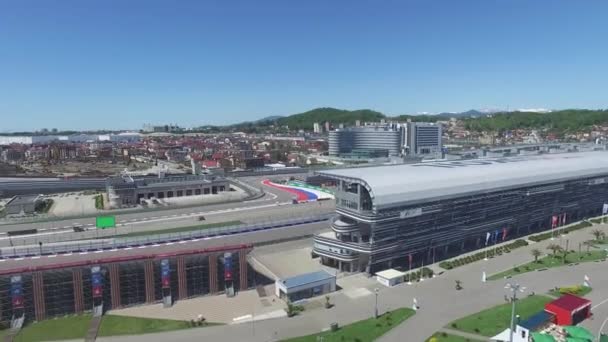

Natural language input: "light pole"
[505,282,526,342]
[597,317,608,342]
[374,288,379,318]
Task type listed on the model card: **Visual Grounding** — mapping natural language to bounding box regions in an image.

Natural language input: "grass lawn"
[488,250,607,280]
[448,295,553,337]
[283,308,415,342]
[548,285,592,297]
[13,314,91,342]
[113,220,242,238]
[427,332,484,342]
[98,315,214,337]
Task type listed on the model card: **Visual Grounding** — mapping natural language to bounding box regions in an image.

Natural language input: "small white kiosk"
[375,269,406,287]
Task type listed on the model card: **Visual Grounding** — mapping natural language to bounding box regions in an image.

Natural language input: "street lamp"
[597,317,608,342]
[505,282,526,342]
[374,288,379,319]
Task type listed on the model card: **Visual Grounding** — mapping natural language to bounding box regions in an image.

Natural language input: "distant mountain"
[275,107,385,130]
[255,115,283,123]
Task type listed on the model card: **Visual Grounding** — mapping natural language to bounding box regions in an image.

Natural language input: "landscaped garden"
[7,314,216,341]
[548,285,592,298]
[488,248,607,280]
[447,295,553,337]
[13,314,92,342]
[439,239,528,270]
[427,332,484,342]
[98,315,214,337]
[528,221,593,242]
[283,308,415,342]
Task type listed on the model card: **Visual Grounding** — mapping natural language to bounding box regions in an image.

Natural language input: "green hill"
[463,109,608,133]
[276,107,385,131]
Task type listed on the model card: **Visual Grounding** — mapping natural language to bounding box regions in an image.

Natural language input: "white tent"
[491,327,528,342]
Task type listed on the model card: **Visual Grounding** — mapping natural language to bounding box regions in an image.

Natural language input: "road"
[97,222,608,342]
[0,175,324,242]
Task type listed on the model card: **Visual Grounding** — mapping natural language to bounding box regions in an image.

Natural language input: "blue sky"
[1,0,607,131]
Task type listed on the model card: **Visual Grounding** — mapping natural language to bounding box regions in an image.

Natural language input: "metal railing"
[0,213,333,258]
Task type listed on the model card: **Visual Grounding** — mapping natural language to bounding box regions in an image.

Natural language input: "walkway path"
[97,222,608,342]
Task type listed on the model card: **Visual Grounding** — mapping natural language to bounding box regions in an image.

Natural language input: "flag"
[502,228,508,241]
[494,229,500,243]
[603,203,608,215]
[485,232,491,246]
[551,215,558,228]
[561,213,567,226]
[408,254,413,270]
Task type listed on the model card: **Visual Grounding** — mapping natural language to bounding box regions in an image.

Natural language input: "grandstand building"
[313,151,608,273]
[0,245,253,326]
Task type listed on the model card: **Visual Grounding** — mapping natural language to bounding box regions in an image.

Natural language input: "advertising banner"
[224,253,233,281]
[161,259,171,289]
[11,275,24,309]
[92,266,103,298]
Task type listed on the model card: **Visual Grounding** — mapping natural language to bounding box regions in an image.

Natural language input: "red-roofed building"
[202,160,220,168]
[544,293,591,325]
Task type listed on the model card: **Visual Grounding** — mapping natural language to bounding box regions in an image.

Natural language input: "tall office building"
[313,122,321,133]
[405,122,442,158]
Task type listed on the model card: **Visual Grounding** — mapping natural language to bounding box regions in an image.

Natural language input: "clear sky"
[1,0,607,131]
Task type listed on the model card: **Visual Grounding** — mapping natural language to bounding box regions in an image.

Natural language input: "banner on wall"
[224,253,233,281]
[92,266,103,298]
[161,259,171,289]
[11,275,24,309]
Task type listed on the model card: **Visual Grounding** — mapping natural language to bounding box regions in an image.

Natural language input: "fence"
[0,213,333,259]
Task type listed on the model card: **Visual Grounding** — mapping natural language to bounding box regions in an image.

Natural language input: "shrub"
[451,323,458,328]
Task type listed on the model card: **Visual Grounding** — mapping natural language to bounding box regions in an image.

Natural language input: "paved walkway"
[97,222,608,342]
[109,288,285,324]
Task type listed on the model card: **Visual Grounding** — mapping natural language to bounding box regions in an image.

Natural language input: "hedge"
[528,222,593,242]
[403,267,434,282]
[439,239,528,270]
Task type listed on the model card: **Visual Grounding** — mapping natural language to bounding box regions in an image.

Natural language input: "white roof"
[319,151,608,209]
[375,268,406,280]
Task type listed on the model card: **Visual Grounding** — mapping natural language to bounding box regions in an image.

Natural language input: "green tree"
[592,229,604,241]
[547,244,562,258]
[531,248,542,263]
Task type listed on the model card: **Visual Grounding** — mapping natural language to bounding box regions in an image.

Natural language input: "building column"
[144,260,155,303]
[32,272,46,321]
[209,254,218,294]
[73,268,84,314]
[239,250,248,291]
[177,256,187,300]
[109,264,121,309]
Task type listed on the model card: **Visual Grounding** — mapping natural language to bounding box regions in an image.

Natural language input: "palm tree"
[547,244,562,258]
[592,229,604,241]
[583,240,594,254]
[531,249,542,263]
